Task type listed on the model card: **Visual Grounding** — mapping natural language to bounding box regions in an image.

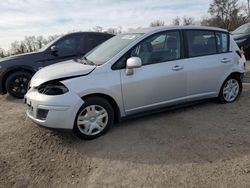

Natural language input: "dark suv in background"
[232,23,250,59]
[0,32,114,98]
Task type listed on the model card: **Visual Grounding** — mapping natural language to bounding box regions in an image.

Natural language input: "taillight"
[236,50,244,58]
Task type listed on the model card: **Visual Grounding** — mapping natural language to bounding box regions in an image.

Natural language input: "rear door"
[184,30,232,100]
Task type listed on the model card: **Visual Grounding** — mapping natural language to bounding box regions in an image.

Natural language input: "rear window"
[186,30,216,57]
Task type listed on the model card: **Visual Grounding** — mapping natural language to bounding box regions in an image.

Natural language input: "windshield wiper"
[81,56,95,65]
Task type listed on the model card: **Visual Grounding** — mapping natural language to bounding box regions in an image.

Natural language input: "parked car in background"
[25,26,246,140]
[0,32,114,98]
[232,23,250,59]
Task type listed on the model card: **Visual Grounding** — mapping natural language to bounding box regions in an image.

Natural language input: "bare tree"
[36,36,46,50]
[117,25,122,34]
[171,16,196,26]
[105,28,119,35]
[172,17,181,25]
[93,26,103,32]
[247,0,250,19]
[6,34,61,56]
[10,41,21,55]
[202,0,248,30]
[47,35,60,43]
[183,16,195,25]
[0,48,5,58]
[150,20,165,27]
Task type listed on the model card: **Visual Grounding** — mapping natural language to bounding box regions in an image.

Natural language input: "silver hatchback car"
[25,26,246,139]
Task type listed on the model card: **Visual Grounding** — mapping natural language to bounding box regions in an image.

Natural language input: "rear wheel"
[245,47,250,60]
[73,97,114,140]
[5,71,32,99]
[218,75,242,103]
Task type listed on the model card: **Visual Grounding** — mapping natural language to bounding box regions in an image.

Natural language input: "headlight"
[235,38,247,43]
[37,81,69,95]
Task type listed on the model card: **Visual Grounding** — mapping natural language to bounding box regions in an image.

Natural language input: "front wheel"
[73,97,114,140]
[5,71,32,99]
[218,75,242,103]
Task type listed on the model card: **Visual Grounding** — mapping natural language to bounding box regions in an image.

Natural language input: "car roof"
[127,25,228,35]
[64,31,115,37]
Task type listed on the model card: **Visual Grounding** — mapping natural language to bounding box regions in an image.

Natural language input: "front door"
[120,31,188,115]
[42,34,83,67]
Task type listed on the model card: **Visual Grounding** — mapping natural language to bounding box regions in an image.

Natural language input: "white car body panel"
[30,60,95,87]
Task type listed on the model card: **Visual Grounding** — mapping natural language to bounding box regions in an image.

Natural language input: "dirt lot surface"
[1,63,250,188]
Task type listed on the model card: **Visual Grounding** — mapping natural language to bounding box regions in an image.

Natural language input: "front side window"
[130,31,181,65]
[187,30,216,57]
[216,32,229,53]
[56,35,81,51]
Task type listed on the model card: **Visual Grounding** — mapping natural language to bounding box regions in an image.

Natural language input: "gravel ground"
[0,63,250,188]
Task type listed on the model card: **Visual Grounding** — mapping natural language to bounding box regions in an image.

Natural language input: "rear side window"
[86,34,111,52]
[186,30,216,57]
[215,32,229,53]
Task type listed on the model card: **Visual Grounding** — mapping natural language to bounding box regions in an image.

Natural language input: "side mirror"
[126,57,142,75]
[50,45,58,53]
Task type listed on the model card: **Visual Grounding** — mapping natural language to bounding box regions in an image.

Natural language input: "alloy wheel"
[223,78,239,102]
[9,75,29,95]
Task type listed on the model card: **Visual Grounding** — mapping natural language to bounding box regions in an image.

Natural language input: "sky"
[0,0,212,50]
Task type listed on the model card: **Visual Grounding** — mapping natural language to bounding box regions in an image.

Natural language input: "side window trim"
[214,31,218,53]
[112,30,183,70]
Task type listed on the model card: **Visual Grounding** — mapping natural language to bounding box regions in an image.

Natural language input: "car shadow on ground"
[5,94,24,104]
[51,90,250,166]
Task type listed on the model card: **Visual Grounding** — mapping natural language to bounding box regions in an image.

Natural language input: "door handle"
[172,65,184,71]
[221,58,231,63]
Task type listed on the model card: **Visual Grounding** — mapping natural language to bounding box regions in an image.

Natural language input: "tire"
[73,97,114,140]
[218,75,242,104]
[245,48,250,60]
[5,71,32,99]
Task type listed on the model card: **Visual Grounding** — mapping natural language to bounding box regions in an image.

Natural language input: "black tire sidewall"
[5,71,32,99]
[246,47,250,60]
[73,97,114,140]
[218,75,242,103]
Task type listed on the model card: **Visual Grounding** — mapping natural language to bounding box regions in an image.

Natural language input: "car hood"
[0,51,41,63]
[231,33,248,40]
[30,60,96,87]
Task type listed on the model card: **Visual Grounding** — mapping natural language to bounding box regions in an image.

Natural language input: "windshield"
[232,23,250,34]
[86,33,142,65]
[38,36,61,51]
